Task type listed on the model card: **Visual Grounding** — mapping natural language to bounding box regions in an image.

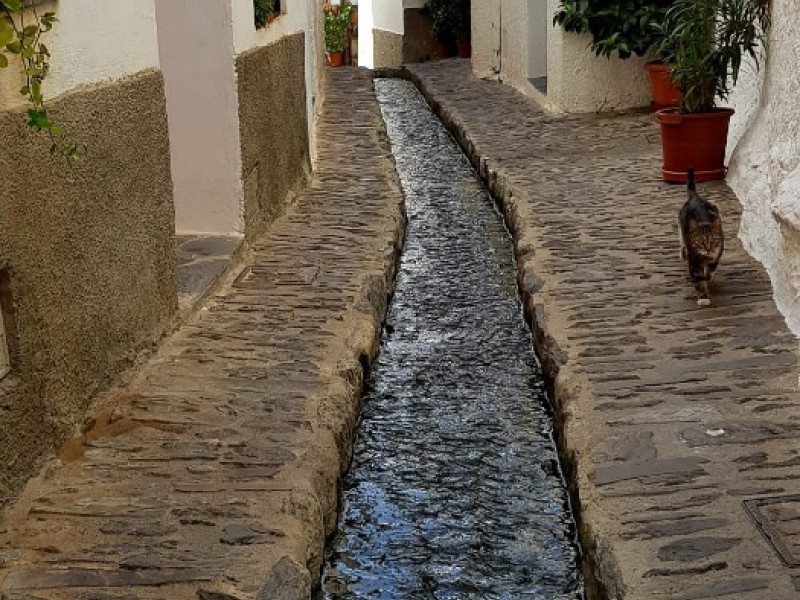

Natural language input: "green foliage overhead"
[254,0,277,29]
[426,0,470,44]
[658,0,770,113]
[553,0,672,59]
[0,0,77,161]
[324,1,351,53]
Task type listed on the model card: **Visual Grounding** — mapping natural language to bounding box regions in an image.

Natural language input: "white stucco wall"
[471,0,500,78]
[727,4,800,335]
[471,0,651,113]
[373,0,404,34]
[358,0,375,68]
[232,0,306,53]
[1,0,159,109]
[156,0,244,236]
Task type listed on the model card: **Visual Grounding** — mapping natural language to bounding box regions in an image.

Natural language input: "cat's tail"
[687,167,697,194]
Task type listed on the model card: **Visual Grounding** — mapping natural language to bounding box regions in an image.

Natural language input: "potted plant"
[324,1,352,67]
[253,0,278,29]
[554,0,678,109]
[426,0,459,58]
[455,0,471,58]
[655,0,770,183]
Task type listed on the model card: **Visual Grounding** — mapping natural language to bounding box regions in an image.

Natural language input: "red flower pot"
[645,63,682,111]
[656,107,735,183]
[434,42,452,59]
[327,51,344,67]
[458,39,471,59]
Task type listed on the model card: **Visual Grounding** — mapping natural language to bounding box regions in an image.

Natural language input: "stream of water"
[319,79,584,600]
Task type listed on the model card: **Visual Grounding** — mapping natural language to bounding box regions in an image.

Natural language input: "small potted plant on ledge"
[324,0,352,67]
[655,0,770,183]
[254,0,279,29]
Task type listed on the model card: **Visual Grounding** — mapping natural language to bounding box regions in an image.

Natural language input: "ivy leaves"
[0,1,78,162]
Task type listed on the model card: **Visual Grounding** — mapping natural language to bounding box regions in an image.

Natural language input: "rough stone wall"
[727,4,800,335]
[236,33,311,239]
[373,29,404,68]
[402,8,436,63]
[0,69,177,505]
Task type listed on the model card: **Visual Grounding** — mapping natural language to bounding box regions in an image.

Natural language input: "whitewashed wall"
[156,0,243,236]
[0,0,159,109]
[471,0,650,113]
[727,3,800,335]
[373,0,403,34]
[546,0,651,113]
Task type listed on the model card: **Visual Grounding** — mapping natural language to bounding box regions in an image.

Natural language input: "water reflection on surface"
[320,79,583,600]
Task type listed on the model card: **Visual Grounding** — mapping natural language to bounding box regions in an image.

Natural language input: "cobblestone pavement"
[408,60,800,600]
[0,69,405,600]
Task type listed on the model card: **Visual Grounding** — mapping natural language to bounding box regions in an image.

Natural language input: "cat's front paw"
[697,298,711,307]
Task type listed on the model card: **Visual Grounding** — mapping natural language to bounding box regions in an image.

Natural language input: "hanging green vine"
[0,0,77,162]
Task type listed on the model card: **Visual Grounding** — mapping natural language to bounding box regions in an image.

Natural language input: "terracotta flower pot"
[327,51,344,67]
[656,107,735,183]
[645,63,682,111]
[434,42,452,59]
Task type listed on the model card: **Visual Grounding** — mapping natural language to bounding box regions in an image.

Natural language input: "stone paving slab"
[0,69,405,600]
[407,60,800,600]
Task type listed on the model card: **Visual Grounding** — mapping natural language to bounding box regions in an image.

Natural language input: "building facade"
[0,0,324,505]
[0,0,176,505]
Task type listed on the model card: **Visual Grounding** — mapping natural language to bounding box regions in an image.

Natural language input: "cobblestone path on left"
[0,69,405,600]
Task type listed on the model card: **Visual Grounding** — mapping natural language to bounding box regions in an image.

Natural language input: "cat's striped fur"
[679,168,724,307]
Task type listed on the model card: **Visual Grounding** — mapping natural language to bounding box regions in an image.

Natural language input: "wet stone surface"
[320,80,583,599]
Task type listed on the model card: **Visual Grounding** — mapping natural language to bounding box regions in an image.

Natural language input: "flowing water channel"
[319,79,584,600]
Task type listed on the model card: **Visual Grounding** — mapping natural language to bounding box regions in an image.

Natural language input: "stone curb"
[400,63,613,600]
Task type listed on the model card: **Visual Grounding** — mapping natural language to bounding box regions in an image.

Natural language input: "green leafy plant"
[554,0,672,59]
[254,0,277,29]
[0,0,77,161]
[324,1,351,54]
[426,0,469,44]
[658,0,770,113]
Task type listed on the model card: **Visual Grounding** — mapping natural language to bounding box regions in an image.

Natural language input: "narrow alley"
[2,60,799,599]
[1,1,799,598]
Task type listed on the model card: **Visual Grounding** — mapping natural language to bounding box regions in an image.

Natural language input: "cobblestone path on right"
[409,60,800,600]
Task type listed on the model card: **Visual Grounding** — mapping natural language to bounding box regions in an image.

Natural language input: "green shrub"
[658,0,770,113]
[324,1,352,53]
[426,0,470,44]
[553,0,672,59]
[254,0,276,29]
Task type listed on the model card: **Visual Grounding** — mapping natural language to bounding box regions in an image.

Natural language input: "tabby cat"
[679,168,724,307]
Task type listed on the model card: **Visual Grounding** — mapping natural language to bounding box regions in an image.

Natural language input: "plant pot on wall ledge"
[656,108,735,183]
[645,63,682,111]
